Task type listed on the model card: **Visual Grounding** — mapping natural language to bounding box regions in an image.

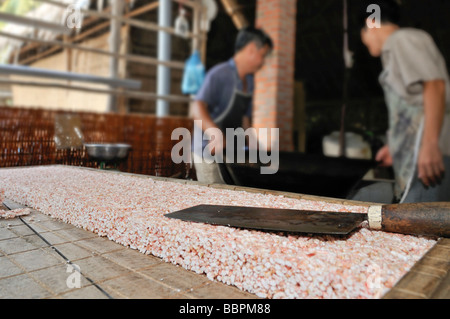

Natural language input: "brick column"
[254,0,297,152]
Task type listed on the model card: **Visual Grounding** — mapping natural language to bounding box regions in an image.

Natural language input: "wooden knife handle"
[370,202,450,237]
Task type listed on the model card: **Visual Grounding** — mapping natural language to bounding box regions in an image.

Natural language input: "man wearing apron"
[360,0,450,203]
[190,27,273,184]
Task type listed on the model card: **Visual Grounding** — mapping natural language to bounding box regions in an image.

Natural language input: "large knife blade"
[165,203,450,237]
[166,205,366,235]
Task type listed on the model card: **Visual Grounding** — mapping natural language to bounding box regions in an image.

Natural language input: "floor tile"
[51,227,97,242]
[0,274,52,299]
[140,263,211,292]
[74,256,130,282]
[58,284,111,299]
[75,236,125,254]
[102,272,180,299]
[9,248,64,272]
[0,226,18,241]
[31,263,91,295]
[0,256,24,278]
[53,242,95,261]
[102,248,162,271]
[185,282,258,299]
[0,236,41,255]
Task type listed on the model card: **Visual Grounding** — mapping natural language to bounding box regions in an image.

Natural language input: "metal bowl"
[84,143,131,162]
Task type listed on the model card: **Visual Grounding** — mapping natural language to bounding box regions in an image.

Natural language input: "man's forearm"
[417,80,446,186]
[422,80,446,146]
[190,101,220,132]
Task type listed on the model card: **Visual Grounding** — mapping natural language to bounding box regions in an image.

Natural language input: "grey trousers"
[350,181,395,204]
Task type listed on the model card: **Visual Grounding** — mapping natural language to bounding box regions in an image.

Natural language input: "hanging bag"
[181,50,205,95]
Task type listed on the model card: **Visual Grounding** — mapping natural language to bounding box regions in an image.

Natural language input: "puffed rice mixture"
[0,207,31,219]
[0,166,437,299]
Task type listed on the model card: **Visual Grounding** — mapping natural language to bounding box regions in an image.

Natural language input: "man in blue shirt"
[190,27,273,184]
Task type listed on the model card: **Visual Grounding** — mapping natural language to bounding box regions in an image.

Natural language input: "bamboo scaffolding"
[12,2,161,64]
[0,0,206,111]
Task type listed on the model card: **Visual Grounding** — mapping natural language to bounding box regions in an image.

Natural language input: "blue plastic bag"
[181,50,205,95]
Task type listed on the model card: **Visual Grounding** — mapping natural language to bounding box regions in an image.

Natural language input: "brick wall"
[254,0,297,151]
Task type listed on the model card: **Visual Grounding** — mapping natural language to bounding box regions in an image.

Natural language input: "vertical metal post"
[157,0,172,117]
[339,0,350,157]
[108,0,124,113]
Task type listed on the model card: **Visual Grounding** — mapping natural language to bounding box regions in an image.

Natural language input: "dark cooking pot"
[84,143,131,162]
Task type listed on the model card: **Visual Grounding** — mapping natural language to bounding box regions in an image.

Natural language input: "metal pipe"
[0,12,72,35]
[108,0,125,112]
[0,78,191,103]
[0,64,141,89]
[156,0,172,117]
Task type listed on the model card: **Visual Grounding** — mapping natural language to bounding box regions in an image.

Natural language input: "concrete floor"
[0,201,257,299]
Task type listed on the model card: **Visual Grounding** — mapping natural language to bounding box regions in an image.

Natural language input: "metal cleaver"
[165,203,450,237]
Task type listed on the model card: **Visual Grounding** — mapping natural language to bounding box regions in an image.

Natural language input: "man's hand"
[376,145,393,167]
[418,143,445,187]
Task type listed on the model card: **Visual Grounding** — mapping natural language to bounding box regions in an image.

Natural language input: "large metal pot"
[84,143,131,162]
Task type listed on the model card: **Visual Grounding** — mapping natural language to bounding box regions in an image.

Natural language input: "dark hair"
[235,27,274,53]
[358,0,401,29]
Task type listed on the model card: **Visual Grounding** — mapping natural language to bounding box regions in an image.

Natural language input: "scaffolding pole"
[0,64,141,89]
[107,0,125,112]
[156,0,172,117]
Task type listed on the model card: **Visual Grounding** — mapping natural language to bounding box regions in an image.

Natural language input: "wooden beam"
[19,46,61,65]
[127,2,159,17]
[220,0,249,29]
[64,35,72,72]
[173,0,202,9]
